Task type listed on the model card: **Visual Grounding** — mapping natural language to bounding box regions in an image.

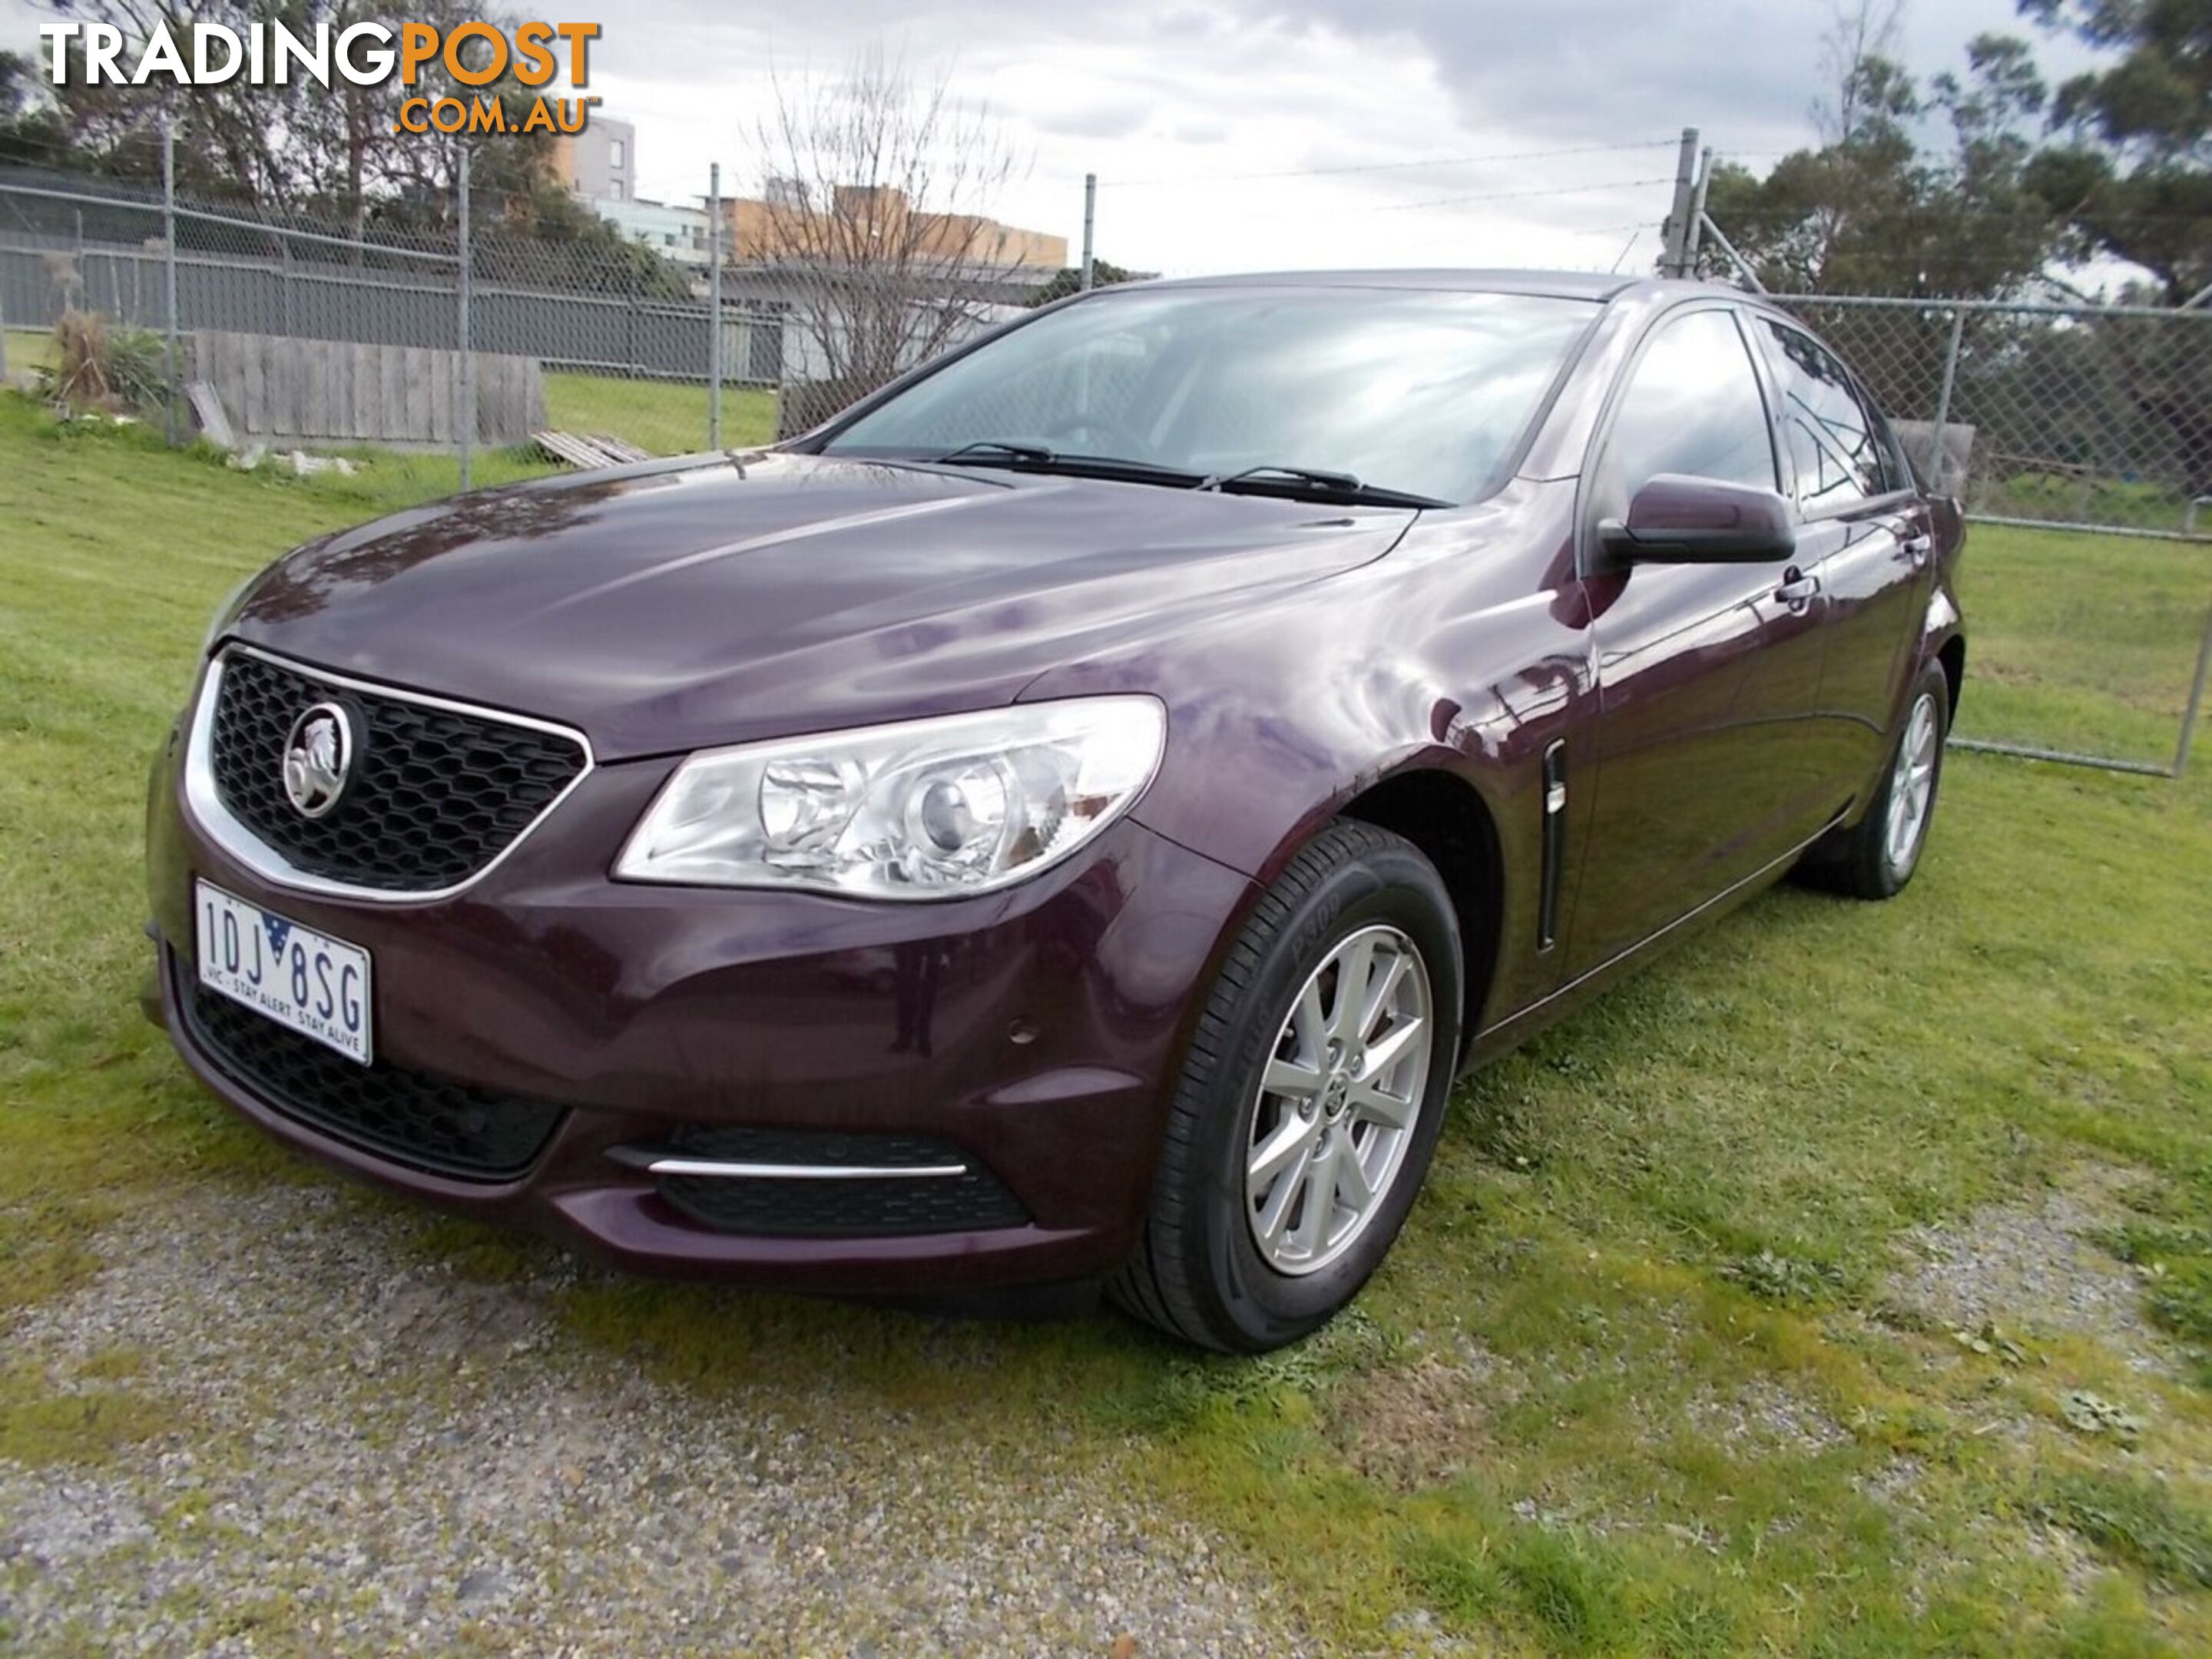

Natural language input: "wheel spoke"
[1293,980,1328,1063]
[1263,1054,1325,1100]
[1333,1133,1376,1216]
[1363,1015,1426,1081]
[1254,1141,1313,1247]
[1329,935,1376,1038]
[1290,1136,1337,1257]
[1247,1111,1314,1191]
[1357,949,1412,1042]
[1346,1078,1416,1130]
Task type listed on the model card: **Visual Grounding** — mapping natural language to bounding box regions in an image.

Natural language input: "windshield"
[817,286,1598,505]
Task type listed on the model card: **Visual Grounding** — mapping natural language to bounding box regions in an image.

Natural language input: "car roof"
[1129,269,1650,302]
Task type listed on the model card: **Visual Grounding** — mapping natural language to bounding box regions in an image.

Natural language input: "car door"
[1566,304,1834,979]
[1752,316,1938,799]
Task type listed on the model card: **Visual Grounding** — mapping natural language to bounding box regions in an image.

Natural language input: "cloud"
[0,0,2095,277]
[1027,100,1154,141]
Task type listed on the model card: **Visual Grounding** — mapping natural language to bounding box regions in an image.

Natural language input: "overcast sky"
[4,0,2093,276]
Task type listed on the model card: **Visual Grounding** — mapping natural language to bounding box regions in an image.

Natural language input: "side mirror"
[1598,474,1796,564]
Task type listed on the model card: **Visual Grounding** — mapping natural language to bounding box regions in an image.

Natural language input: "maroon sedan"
[146,271,1963,1351]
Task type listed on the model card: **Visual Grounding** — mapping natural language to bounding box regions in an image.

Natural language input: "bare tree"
[1813,0,1909,148]
[750,48,1025,426]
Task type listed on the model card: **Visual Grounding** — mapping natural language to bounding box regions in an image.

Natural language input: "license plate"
[194,881,373,1065]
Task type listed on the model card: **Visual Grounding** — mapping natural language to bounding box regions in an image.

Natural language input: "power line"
[1103,138,1680,190]
[1373,177,1676,214]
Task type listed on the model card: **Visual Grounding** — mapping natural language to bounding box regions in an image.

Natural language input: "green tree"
[2016,0,2211,305]
[1026,259,1139,306]
[0,50,68,167]
[1696,8,2062,298]
[5,5,688,294]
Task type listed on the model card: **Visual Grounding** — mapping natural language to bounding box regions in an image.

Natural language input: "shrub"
[38,309,168,418]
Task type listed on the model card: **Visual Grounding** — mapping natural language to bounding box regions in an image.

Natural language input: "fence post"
[1927,306,1965,494]
[161,119,180,445]
[1684,146,1713,276]
[1081,174,1096,291]
[708,162,723,449]
[2177,597,2212,780]
[1661,127,1699,277]
[456,140,473,491]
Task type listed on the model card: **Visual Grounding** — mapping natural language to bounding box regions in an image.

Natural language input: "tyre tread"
[1106,820,1412,1349]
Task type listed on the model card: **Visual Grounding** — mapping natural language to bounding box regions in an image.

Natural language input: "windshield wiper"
[933,439,1056,465]
[926,444,1207,488]
[1197,464,1446,510]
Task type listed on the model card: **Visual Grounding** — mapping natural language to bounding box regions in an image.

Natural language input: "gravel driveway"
[0,1181,1316,1657]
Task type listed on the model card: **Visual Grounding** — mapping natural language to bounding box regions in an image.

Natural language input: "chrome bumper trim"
[640,1157,971,1181]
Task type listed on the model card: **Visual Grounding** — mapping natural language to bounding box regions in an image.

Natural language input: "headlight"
[614,697,1166,899]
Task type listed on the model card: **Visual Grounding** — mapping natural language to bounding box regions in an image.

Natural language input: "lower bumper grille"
[177,962,566,1182]
[655,1126,1029,1237]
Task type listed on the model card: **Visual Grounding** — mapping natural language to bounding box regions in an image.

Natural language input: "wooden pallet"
[533,430,659,469]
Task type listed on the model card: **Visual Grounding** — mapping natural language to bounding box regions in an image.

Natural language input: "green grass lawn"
[2,392,2208,1654]
[1956,522,2212,767]
[2,326,51,374]
[543,368,777,455]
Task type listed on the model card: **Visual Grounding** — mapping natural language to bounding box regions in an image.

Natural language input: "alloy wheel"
[1243,924,1433,1277]
[1885,692,1940,879]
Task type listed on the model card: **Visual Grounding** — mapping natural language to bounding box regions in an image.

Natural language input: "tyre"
[1803,660,1950,900]
[1108,820,1464,1352]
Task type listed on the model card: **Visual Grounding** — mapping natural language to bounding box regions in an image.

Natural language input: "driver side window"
[1594,308,1780,523]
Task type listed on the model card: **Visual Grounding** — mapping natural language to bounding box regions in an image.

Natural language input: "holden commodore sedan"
[146,270,1964,1351]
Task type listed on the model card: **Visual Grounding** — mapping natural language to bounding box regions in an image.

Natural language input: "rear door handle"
[1901,532,1934,566]
[1775,569,1821,608]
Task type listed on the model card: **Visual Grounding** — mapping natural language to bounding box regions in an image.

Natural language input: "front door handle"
[1775,568,1821,608]
[1901,532,1934,567]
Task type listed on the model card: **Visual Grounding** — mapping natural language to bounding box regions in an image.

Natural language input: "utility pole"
[1684,145,1714,279]
[1080,173,1096,291]
[1661,126,1699,279]
[708,161,723,449]
[456,139,473,490]
[161,118,179,445]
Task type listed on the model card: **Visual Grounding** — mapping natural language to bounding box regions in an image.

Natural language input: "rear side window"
[1594,308,1778,520]
[1760,321,1895,508]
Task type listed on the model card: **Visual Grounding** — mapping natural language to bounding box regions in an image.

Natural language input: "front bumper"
[144,684,1256,1293]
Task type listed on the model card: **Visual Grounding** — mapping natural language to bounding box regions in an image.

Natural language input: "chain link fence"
[1,157,1051,501]
[0,161,793,507]
[1770,294,2212,778]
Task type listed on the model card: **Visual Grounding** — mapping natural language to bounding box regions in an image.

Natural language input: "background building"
[725,184,1065,272]
[552,116,637,204]
[591,194,710,275]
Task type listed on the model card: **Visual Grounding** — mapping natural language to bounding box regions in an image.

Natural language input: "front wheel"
[1108,821,1463,1352]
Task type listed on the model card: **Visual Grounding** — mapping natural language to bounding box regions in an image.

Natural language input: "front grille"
[180,969,567,1181]
[657,1126,1030,1237]
[208,651,587,893]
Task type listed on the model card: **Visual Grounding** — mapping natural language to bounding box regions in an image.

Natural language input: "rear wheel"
[1803,660,1949,900]
[1109,821,1462,1352]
